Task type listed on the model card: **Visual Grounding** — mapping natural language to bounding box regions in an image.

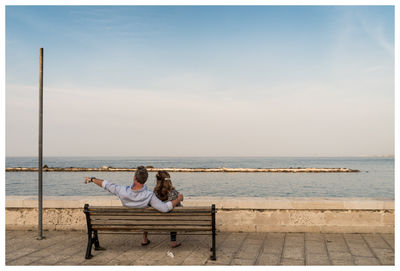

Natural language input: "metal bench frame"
[83,204,217,260]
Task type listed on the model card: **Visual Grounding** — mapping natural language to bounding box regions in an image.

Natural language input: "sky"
[5,5,395,157]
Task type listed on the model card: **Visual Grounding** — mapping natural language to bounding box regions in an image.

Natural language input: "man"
[84,165,183,246]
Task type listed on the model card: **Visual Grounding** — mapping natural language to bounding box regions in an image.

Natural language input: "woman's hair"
[154,171,175,202]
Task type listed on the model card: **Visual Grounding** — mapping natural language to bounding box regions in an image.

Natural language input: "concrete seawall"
[6,196,393,233]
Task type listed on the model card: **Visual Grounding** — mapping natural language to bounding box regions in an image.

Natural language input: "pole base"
[36,236,46,240]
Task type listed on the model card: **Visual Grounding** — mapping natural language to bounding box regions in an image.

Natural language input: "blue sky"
[5,6,394,156]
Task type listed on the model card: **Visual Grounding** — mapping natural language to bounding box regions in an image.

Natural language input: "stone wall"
[5,196,394,233]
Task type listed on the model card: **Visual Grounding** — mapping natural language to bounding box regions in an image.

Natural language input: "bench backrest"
[84,204,216,235]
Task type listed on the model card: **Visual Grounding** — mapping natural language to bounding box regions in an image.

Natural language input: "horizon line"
[5,155,395,158]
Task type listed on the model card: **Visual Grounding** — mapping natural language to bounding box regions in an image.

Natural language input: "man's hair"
[135,166,148,184]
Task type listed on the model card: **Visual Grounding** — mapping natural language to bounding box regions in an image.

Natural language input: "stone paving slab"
[6,230,394,266]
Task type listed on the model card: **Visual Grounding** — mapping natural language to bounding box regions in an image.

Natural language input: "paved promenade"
[6,230,394,265]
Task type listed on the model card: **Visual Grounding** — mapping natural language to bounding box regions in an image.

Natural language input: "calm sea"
[5,156,394,198]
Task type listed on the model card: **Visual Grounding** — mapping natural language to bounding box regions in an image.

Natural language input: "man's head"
[134,166,148,184]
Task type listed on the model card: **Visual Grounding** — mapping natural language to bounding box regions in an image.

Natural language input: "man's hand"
[84,177,95,184]
[171,193,184,207]
[84,177,104,187]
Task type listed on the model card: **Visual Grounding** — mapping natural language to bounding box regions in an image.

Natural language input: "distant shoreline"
[5,155,394,158]
[5,167,360,173]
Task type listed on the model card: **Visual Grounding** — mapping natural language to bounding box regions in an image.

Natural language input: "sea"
[5,156,394,198]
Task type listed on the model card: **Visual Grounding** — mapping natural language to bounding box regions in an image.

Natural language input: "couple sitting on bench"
[84,166,184,248]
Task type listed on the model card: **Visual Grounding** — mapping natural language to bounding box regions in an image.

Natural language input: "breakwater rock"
[5,167,360,173]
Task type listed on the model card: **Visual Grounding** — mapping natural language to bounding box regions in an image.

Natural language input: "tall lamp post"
[37,48,44,240]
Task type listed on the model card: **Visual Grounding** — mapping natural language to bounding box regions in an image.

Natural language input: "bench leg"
[85,230,93,259]
[210,204,216,260]
[210,231,216,260]
[93,230,106,251]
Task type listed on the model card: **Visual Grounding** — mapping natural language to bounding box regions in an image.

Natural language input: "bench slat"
[92,226,212,231]
[87,207,211,212]
[90,215,211,221]
[88,212,211,216]
[88,207,211,214]
[91,221,211,226]
[89,212,211,216]
[96,231,213,235]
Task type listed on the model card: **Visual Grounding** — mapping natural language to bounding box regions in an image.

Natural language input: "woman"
[154,170,182,248]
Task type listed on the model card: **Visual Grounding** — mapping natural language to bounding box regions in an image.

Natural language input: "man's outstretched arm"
[84,177,122,197]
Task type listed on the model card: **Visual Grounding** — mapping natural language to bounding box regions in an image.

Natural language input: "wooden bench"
[83,204,217,260]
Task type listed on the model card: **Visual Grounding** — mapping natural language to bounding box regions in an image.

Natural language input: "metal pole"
[37,48,44,240]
